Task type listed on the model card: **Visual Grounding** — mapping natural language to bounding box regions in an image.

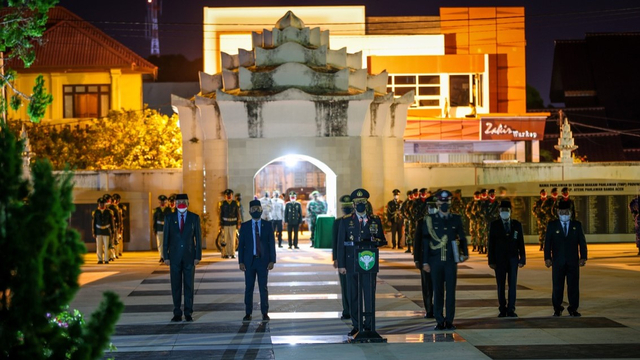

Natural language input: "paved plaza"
[71,239,640,360]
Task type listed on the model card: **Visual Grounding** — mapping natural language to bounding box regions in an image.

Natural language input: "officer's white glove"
[164,259,170,266]
[194,259,200,266]
[338,267,347,275]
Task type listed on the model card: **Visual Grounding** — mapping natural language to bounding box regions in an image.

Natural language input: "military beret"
[540,189,546,194]
[561,187,569,193]
[351,188,370,200]
[112,193,121,200]
[435,190,452,202]
[340,194,352,204]
[97,197,106,204]
[558,201,571,210]
[392,189,400,195]
[412,188,418,194]
[168,194,176,201]
[419,188,427,193]
[249,199,261,208]
[406,190,413,196]
[474,191,480,195]
[551,188,558,193]
[488,189,495,194]
[481,189,487,193]
[499,200,512,209]
[102,194,112,200]
[310,190,319,196]
[223,189,234,195]
[175,194,189,201]
[158,195,167,201]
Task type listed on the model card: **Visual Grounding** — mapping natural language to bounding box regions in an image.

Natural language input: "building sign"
[480,117,546,141]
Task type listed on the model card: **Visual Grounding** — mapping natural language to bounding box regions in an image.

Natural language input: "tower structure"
[146,0,161,55]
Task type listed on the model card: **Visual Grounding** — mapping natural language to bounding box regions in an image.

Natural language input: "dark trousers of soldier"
[552,263,580,312]
[348,273,376,329]
[170,259,196,317]
[537,221,547,249]
[495,257,519,313]
[430,258,458,325]
[272,220,283,246]
[339,272,350,318]
[420,269,433,315]
[390,221,403,248]
[287,224,299,248]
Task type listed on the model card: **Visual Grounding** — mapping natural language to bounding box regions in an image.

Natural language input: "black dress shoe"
[553,310,563,317]
[434,322,445,330]
[498,311,507,318]
[340,314,351,320]
[294,246,300,249]
[568,310,581,317]
[507,311,518,318]
[424,311,434,319]
[242,314,252,322]
[398,246,404,250]
[288,246,292,249]
[171,315,182,322]
[97,261,103,264]
[262,314,270,322]
[159,258,164,263]
[404,249,411,253]
[185,315,193,322]
[445,321,456,330]
[348,327,358,337]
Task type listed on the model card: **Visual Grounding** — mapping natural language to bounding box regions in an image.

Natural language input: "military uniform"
[473,190,488,254]
[333,195,354,320]
[113,193,125,257]
[421,190,469,330]
[414,196,437,318]
[400,191,415,253]
[629,196,640,254]
[307,191,327,246]
[271,192,285,248]
[542,188,559,223]
[337,189,387,334]
[532,190,548,251]
[93,198,115,264]
[386,189,404,249]
[552,188,577,221]
[153,195,172,263]
[285,192,303,249]
[465,192,480,251]
[104,194,121,261]
[259,192,273,221]
[219,189,242,259]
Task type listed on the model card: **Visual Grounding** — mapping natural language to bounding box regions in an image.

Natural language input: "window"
[387,74,440,108]
[63,85,110,118]
[449,75,470,107]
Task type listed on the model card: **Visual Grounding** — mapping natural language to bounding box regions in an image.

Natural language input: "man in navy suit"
[488,200,526,318]
[163,193,202,322]
[545,200,588,317]
[238,199,276,322]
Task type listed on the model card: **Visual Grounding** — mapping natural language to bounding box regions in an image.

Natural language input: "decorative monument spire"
[275,11,305,30]
[554,117,578,163]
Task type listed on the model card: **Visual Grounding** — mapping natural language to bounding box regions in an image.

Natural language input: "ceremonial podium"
[351,241,386,343]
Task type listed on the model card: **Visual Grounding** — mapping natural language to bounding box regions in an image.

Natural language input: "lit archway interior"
[253,155,337,216]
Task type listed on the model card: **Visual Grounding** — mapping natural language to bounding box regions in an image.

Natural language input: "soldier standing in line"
[92,197,115,264]
[405,188,420,254]
[401,190,414,253]
[479,189,500,255]
[421,190,469,330]
[542,187,559,223]
[285,191,303,249]
[629,194,640,256]
[412,189,430,248]
[153,195,172,263]
[218,189,242,259]
[307,190,326,247]
[103,194,121,261]
[271,191,285,248]
[451,189,466,232]
[332,194,354,320]
[532,189,548,251]
[168,194,177,213]
[414,195,438,319]
[466,191,480,252]
[112,193,125,258]
[386,189,404,249]
[552,187,577,220]
[473,189,488,254]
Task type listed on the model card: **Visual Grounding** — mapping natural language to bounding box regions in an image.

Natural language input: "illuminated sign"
[480,118,546,141]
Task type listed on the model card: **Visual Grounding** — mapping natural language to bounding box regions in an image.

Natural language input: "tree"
[0,123,123,359]
[526,84,545,110]
[1,0,56,123]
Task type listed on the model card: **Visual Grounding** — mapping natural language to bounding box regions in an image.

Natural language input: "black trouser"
[347,272,376,329]
[244,259,269,315]
[420,268,433,314]
[552,262,580,312]
[339,272,350,317]
[169,258,195,317]
[272,220,283,246]
[495,257,519,313]
[390,221,403,247]
[287,224,299,247]
[430,258,458,325]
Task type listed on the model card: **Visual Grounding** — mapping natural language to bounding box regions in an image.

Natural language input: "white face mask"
[559,214,571,222]
[177,207,187,213]
[499,211,511,220]
[428,207,438,215]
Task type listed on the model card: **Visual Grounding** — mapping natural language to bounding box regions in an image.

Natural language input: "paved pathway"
[71,240,640,359]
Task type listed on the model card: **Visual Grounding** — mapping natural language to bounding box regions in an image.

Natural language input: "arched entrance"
[253,154,337,216]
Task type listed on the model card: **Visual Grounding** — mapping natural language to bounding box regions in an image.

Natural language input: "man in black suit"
[488,200,526,318]
[544,200,588,317]
[238,199,276,323]
[162,194,202,322]
[414,195,438,319]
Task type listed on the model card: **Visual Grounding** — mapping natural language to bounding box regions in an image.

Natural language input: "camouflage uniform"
[542,193,559,223]
[451,190,466,234]
[400,191,415,252]
[465,192,480,251]
[532,191,547,251]
[306,192,327,245]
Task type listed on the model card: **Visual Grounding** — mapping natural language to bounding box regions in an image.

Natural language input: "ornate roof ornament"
[275,11,305,30]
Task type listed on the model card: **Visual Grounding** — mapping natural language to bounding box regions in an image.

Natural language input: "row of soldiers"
[153,194,180,263]
[92,193,126,264]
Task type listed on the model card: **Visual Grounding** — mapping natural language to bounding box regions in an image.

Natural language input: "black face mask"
[342,207,354,215]
[439,203,450,212]
[355,203,367,213]
[250,211,262,219]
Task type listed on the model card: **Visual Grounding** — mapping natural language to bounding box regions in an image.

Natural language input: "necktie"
[563,222,568,236]
[254,221,262,257]
[180,213,185,234]
[504,221,510,233]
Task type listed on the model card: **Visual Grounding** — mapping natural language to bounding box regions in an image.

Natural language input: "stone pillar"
[382,136,405,206]
[110,69,122,111]
[361,136,384,212]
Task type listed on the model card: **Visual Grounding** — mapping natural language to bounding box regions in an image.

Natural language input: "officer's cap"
[311,190,320,196]
[175,194,189,201]
[158,195,167,201]
[561,187,569,193]
[273,191,280,197]
[102,194,112,200]
[340,194,352,205]
[481,189,487,193]
[488,189,495,194]
[473,191,481,196]
[168,194,176,201]
[249,199,261,208]
[289,191,297,196]
[426,196,437,205]
[406,190,412,196]
[499,200,512,209]
[558,201,571,210]
[112,193,121,200]
[540,189,546,194]
[235,193,242,198]
[551,188,558,193]
[435,190,452,202]
[392,189,400,195]
[97,197,106,204]
[419,188,427,194]
[223,189,234,195]
[351,188,370,200]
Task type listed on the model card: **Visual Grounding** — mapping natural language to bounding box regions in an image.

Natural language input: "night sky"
[56,0,640,105]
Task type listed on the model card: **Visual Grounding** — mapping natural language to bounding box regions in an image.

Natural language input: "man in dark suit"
[162,193,202,322]
[332,194,354,320]
[544,200,588,317]
[238,199,276,322]
[413,195,438,319]
[488,200,526,318]
[421,190,469,331]
[284,191,303,249]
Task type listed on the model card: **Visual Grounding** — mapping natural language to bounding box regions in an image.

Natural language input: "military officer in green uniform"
[153,195,172,263]
[285,191,303,249]
[532,189,548,251]
[400,190,414,253]
[473,189,488,254]
[307,190,327,247]
[466,191,480,252]
[542,188,559,223]
[333,194,354,320]
[337,189,387,337]
[386,189,404,249]
[421,190,469,330]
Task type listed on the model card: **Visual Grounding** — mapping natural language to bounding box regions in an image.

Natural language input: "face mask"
[177,203,187,213]
[355,203,367,213]
[342,207,354,215]
[559,214,571,222]
[428,207,438,215]
[439,203,450,213]
[394,195,399,200]
[250,211,262,219]
[500,211,511,220]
